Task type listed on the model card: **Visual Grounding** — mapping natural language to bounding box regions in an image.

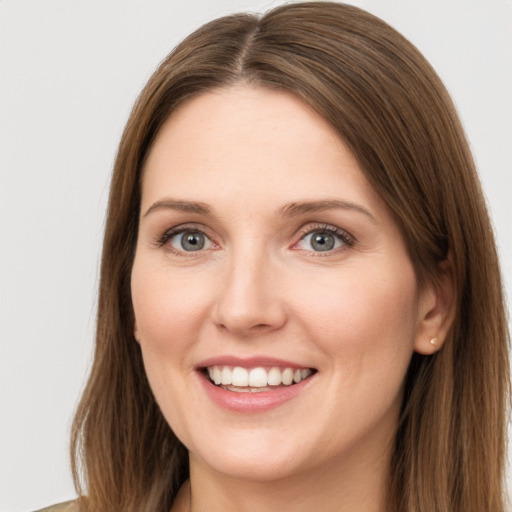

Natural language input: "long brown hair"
[71,3,509,511]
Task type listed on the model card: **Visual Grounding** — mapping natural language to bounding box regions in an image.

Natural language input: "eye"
[168,230,213,252]
[295,226,354,253]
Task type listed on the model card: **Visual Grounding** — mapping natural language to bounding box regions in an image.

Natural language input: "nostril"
[252,323,274,331]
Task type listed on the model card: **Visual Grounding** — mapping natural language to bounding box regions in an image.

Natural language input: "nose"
[211,249,288,337]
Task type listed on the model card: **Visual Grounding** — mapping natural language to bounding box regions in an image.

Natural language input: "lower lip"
[198,372,315,413]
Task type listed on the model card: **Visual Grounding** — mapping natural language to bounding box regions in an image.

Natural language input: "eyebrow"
[278,199,376,223]
[143,198,376,223]
[143,199,212,217]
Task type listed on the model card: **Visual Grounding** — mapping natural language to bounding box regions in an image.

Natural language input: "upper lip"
[196,355,315,370]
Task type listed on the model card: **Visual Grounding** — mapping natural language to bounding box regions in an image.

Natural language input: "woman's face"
[131,85,436,482]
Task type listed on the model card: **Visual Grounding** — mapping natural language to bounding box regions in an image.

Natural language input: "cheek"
[295,260,419,370]
[131,264,212,358]
[289,261,419,450]
[130,263,211,430]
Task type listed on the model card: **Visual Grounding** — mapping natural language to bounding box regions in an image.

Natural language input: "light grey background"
[1,1,511,511]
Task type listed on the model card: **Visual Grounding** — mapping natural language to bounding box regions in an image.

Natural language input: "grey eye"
[310,232,335,251]
[170,231,210,252]
[297,230,345,252]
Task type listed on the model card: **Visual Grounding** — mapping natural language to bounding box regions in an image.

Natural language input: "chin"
[181,423,315,482]
[192,447,308,483]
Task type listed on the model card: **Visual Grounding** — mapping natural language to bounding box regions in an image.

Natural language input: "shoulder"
[33,500,79,512]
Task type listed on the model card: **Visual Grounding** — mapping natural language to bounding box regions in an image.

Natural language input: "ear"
[414,256,456,355]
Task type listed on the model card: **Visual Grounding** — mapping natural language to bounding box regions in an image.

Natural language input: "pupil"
[312,232,334,251]
[182,232,205,251]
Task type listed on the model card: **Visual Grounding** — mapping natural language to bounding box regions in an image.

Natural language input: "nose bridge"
[213,240,286,335]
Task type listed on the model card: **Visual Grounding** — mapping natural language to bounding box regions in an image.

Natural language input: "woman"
[38,2,509,511]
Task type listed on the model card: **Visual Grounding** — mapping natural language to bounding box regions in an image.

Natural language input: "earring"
[429,337,438,346]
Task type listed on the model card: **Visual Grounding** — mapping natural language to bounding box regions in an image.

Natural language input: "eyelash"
[155,224,213,257]
[155,223,356,256]
[293,223,355,255]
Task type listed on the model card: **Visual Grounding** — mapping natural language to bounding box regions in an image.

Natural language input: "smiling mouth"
[203,365,316,393]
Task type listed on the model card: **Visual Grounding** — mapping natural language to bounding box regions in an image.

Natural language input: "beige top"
[33,501,78,512]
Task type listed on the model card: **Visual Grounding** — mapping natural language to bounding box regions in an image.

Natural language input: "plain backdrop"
[1,1,511,511]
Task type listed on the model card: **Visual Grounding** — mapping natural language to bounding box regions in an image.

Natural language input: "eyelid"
[153,221,355,256]
[155,223,218,253]
[292,223,356,253]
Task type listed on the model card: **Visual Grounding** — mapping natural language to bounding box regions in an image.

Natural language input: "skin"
[131,85,451,512]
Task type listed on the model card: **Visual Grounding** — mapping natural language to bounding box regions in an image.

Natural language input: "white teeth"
[281,368,294,385]
[248,367,268,387]
[213,366,222,385]
[267,367,282,386]
[206,365,314,389]
[231,367,249,386]
[301,368,312,380]
[224,385,272,393]
[221,366,232,385]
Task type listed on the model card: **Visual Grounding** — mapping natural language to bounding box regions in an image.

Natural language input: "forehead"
[141,85,384,217]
